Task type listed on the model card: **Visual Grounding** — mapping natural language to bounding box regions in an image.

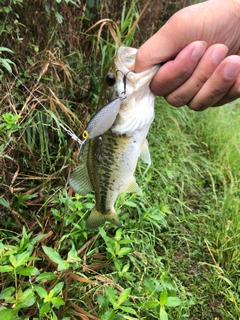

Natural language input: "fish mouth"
[114,46,159,101]
[116,46,159,89]
[116,46,159,76]
[117,46,138,71]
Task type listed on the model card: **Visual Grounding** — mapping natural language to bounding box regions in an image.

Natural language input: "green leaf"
[0,198,11,209]
[105,286,116,306]
[0,58,15,73]
[9,254,17,268]
[101,309,115,320]
[0,47,14,53]
[55,12,63,24]
[117,247,131,257]
[15,291,35,309]
[165,296,181,307]
[0,287,15,299]
[123,200,137,208]
[15,251,30,267]
[17,266,39,276]
[57,260,69,271]
[160,306,168,320]
[119,305,137,315]
[67,248,81,263]
[47,289,55,300]
[34,285,48,299]
[42,246,64,264]
[0,265,14,273]
[145,300,159,309]
[40,302,51,317]
[0,309,15,320]
[114,259,122,272]
[50,297,65,306]
[160,289,168,306]
[36,272,58,282]
[97,294,105,306]
[117,288,131,306]
[121,262,130,273]
[52,281,64,294]
[52,310,58,320]
[31,233,46,246]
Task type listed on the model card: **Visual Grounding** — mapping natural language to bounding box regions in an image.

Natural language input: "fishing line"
[11,71,84,147]
[10,69,132,150]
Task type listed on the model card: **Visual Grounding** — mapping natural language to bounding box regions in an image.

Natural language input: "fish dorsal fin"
[69,142,93,196]
[140,139,151,165]
[123,177,142,194]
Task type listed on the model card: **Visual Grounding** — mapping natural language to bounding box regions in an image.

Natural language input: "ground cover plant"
[0,0,240,319]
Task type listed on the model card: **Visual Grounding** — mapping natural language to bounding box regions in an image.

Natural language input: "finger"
[188,56,240,111]
[134,7,206,73]
[213,74,240,106]
[165,44,229,107]
[150,41,208,96]
[134,0,237,73]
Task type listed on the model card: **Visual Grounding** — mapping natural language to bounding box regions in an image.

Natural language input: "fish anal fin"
[140,139,151,165]
[123,177,142,194]
[86,207,123,230]
[69,164,92,196]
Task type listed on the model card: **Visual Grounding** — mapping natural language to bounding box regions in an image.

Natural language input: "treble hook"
[116,70,135,99]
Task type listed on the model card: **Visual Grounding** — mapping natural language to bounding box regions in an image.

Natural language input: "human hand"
[135,0,240,110]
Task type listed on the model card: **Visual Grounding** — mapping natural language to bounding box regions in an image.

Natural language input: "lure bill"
[70,46,160,229]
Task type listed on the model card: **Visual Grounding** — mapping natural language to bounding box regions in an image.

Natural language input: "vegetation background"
[0,0,239,319]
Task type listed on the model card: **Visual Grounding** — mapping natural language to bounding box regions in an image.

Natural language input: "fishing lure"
[78,70,133,156]
[82,96,122,140]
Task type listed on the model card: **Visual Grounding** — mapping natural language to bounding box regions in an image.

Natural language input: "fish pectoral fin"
[140,139,151,165]
[86,207,123,230]
[123,177,142,194]
[69,164,92,196]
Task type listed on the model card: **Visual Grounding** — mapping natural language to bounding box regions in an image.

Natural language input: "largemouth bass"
[70,47,159,229]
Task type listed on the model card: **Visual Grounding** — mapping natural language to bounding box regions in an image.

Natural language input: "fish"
[69,46,159,230]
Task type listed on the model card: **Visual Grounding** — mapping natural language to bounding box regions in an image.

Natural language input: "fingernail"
[211,45,228,64]
[223,58,240,79]
[191,41,207,60]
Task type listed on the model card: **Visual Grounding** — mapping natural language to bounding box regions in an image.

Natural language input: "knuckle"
[188,101,207,111]
[176,66,193,81]
[210,85,230,99]
[194,70,210,86]
[165,93,186,107]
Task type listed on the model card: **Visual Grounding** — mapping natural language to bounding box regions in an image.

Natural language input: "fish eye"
[106,73,116,86]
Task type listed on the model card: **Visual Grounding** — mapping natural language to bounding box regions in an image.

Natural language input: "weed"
[1,0,240,319]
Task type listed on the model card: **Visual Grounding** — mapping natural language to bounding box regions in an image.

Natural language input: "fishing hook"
[116,69,135,99]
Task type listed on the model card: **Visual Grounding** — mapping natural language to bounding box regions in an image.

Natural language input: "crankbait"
[78,70,132,156]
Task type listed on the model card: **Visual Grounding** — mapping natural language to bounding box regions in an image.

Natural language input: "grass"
[147,101,240,319]
[1,96,240,319]
[0,1,240,319]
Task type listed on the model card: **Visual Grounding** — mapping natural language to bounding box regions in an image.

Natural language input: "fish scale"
[88,132,130,214]
[69,46,159,229]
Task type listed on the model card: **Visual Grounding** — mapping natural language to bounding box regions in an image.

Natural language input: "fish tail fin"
[86,207,123,230]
